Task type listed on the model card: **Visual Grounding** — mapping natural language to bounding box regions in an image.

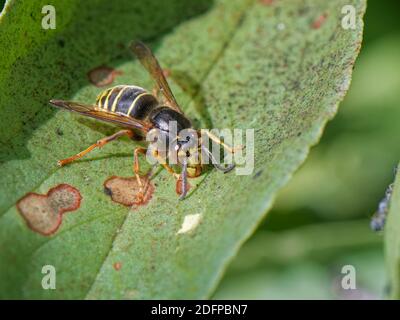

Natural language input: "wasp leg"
[202,131,243,154]
[160,162,179,179]
[130,131,144,141]
[149,148,180,180]
[57,129,134,166]
[133,147,148,187]
[133,148,180,199]
[133,147,148,201]
[151,148,182,181]
[155,155,187,200]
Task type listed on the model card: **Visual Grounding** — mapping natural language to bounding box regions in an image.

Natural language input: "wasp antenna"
[202,146,235,173]
[220,163,236,174]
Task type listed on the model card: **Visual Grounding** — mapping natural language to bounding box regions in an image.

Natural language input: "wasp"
[50,41,239,200]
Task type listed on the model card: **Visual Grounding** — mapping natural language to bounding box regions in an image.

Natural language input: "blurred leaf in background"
[215,0,400,299]
[385,165,400,299]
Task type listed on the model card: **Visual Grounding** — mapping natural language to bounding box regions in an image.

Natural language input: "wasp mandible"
[50,41,239,200]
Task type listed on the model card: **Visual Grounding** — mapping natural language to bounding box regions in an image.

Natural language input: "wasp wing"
[130,41,184,114]
[49,99,152,132]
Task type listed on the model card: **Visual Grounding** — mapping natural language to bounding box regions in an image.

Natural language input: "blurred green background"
[213,0,400,299]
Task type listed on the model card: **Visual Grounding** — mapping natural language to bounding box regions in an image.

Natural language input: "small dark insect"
[370,165,398,231]
[370,183,393,231]
[50,41,239,200]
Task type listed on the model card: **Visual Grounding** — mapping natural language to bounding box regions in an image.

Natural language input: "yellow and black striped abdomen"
[95,85,158,120]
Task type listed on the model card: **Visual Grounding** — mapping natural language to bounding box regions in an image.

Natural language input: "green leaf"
[272,33,400,221]
[0,0,365,299]
[385,165,400,299]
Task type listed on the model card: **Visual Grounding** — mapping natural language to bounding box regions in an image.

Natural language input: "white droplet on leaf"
[177,214,202,234]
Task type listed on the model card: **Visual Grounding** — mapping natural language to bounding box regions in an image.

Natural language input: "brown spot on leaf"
[311,13,328,29]
[16,184,81,236]
[87,66,123,87]
[259,0,274,5]
[176,176,191,196]
[113,262,122,271]
[103,176,154,207]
